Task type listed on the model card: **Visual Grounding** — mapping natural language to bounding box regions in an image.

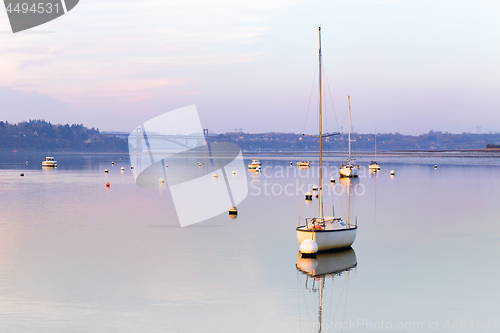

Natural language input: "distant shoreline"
[3,148,500,155]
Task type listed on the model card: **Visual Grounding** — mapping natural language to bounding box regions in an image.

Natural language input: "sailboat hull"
[339,166,359,178]
[296,227,357,252]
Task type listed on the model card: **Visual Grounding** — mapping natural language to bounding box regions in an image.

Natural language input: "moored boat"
[42,156,57,167]
[369,127,380,170]
[369,161,380,170]
[339,96,359,178]
[296,27,357,254]
[247,159,261,169]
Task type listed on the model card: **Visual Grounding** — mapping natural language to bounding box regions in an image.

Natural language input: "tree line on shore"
[2,120,499,151]
[0,120,127,151]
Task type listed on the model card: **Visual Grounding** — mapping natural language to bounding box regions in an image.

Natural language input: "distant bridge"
[104,129,220,151]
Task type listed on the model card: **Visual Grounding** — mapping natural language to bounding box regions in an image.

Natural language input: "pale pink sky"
[0,0,499,135]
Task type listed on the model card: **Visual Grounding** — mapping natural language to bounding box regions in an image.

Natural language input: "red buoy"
[106,182,110,187]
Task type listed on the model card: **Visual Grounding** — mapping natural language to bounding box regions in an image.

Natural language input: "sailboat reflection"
[337,177,360,227]
[296,248,357,332]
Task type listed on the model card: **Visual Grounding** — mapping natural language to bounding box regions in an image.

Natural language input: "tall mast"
[348,96,351,165]
[318,26,324,220]
[374,126,377,162]
[347,178,351,227]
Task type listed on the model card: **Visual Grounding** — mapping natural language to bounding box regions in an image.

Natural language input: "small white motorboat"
[369,161,380,170]
[42,156,57,167]
[296,161,310,167]
[248,159,262,169]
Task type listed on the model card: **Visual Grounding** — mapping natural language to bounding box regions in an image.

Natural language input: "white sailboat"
[296,27,357,254]
[369,127,380,170]
[339,96,360,177]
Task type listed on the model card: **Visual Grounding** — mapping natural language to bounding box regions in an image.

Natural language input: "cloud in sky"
[0,0,499,134]
[0,87,68,124]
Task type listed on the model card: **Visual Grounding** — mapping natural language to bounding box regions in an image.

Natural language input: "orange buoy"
[106,182,110,187]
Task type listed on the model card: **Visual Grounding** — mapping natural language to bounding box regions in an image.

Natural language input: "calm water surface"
[0,152,499,332]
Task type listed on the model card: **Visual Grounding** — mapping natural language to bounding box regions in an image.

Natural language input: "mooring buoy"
[300,239,318,254]
[229,206,238,215]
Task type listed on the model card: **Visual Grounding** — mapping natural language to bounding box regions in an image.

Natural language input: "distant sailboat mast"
[318,26,324,221]
[348,95,351,166]
[375,126,377,163]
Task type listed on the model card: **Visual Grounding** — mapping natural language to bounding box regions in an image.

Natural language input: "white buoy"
[330,177,335,183]
[131,166,134,169]
[111,161,114,165]
[255,168,260,172]
[121,167,124,171]
[434,164,437,169]
[232,171,237,175]
[390,170,395,175]
[105,169,109,173]
[312,185,318,191]
[159,178,164,183]
[300,239,318,254]
[213,172,218,178]
[305,191,313,200]
[229,206,238,215]
[165,164,168,168]
[198,162,201,166]
[290,162,293,165]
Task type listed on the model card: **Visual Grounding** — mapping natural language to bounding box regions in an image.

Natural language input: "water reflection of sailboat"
[296,248,357,333]
[338,177,359,229]
[369,169,378,217]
